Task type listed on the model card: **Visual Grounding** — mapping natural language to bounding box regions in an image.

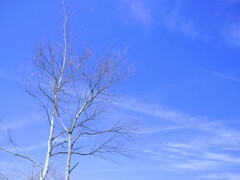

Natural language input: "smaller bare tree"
[0,130,43,179]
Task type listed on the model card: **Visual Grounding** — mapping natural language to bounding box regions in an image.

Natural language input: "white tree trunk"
[65,133,72,180]
[41,113,55,180]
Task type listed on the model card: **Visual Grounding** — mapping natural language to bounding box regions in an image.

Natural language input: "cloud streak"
[17,143,47,152]
[198,172,240,180]
[201,68,240,82]
[143,142,240,172]
[118,98,224,133]
[117,97,240,176]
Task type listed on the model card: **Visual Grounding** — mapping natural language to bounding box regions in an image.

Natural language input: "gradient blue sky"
[1,0,240,180]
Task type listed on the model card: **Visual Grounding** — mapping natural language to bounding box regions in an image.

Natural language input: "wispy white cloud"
[198,172,240,180]
[140,126,183,134]
[222,23,240,47]
[117,0,240,47]
[118,98,240,153]
[222,0,240,7]
[162,2,203,39]
[118,98,240,138]
[117,98,224,134]
[0,65,29,83]
[81,164,163,174]
[0,114,44,132]
[142,149,162,156]
[1,142,47,154]
[201,68,240,82]
[0,113,46,145]
[161,0,240,45]
[17,142,47,152]
[204,152,240,164]
[0,67,20,82]
[0,121,27,131]
[172,160,221,170]
[166,142,194,149]
[117,0,151,27]
[128,0,150,24]
[181,21,199,37]
[118,97,240,174]
[143,142,240,171]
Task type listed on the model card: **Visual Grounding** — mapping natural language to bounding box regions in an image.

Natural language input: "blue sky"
[1,0,240,179]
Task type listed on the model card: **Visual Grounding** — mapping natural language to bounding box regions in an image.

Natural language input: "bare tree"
[0,1,135,179]
[27,1,135,180]
[0,118,43,179]
[0,129,43,179]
